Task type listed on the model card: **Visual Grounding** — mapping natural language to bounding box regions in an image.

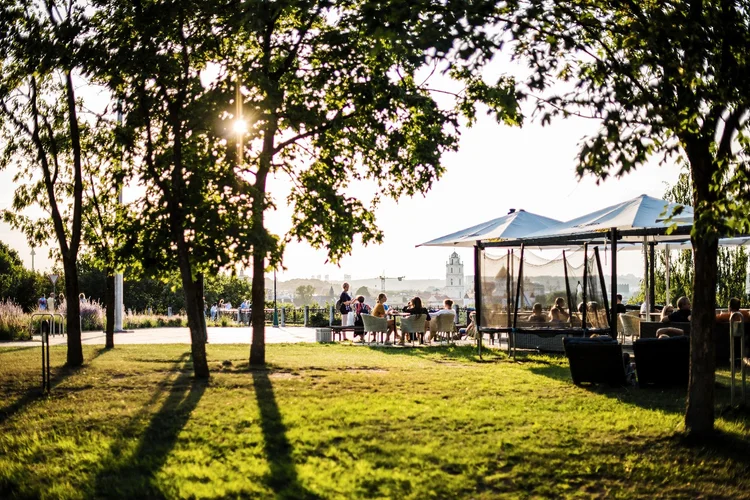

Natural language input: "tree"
[503,0,750,435]
[0,0,94,366]
[220,0,519,366]
[295,285,315,306]
[95,0,265,378]
[0,241,47,311]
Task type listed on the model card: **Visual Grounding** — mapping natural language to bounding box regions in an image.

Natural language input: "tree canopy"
[501,0,750,435]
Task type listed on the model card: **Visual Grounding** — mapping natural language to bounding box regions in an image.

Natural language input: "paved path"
[0,326,321,347]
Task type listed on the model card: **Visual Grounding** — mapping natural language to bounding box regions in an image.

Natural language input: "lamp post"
[30,247,35,272]
[272,269,279,328]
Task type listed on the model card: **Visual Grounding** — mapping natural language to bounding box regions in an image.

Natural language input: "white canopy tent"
[417,209,562,248]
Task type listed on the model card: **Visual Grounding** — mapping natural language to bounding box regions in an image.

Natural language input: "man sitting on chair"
[527,303,547,323]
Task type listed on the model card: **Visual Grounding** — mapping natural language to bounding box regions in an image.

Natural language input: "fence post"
[304,306,309,327]
[329,305,334,326]
[281,307,286,327]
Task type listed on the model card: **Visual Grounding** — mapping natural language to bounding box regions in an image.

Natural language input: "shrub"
[0,299,30,341]
[57,299,105,332]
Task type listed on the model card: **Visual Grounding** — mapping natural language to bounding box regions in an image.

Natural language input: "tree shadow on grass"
[0,345,39,354]
[92,352,206,498]
[365,344,506,364]
[0,345,111,426]
[251,369,321,499]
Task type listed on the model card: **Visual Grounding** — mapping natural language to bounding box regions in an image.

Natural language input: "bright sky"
[0,56,683,282]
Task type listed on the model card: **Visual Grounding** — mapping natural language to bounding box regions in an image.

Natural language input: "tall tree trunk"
[250,250,266,367]
[105,271,115,349]
[685,235,718,435]
[176,242,209,378]
[63,258,83,367]
[684,146,719,436]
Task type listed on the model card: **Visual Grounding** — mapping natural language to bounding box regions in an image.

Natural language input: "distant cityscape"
[243,251,644,308]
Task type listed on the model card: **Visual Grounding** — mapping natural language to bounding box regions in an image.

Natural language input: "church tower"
[445,251,465,299]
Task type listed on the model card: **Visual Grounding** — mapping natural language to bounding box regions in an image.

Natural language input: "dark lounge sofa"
[563,336,628,386]
[633,335,690,387]
[640,320,749,366]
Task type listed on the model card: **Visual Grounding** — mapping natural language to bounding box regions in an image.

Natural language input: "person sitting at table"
[372,293,399,343]
[549,297,569,322]
[659,304,674,323]
[526,302,547,323]
[427,299,455,341]
[549,307,565,325]
[668,296,691,322]
[352,296,372,342]
[400,296,431,345]
[715,297,750,322]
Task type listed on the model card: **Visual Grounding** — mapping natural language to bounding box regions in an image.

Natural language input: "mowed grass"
[1,344,750,499]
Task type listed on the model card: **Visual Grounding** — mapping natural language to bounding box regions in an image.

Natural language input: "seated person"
[461,311,477,339]
[427,299,455,341]
[372,293,399,343]
[549,307,565,324]
[657,327,685,337]
[668,296,691,323]
[659,304,674,323]
[352,296,372,340]
[526,302,547,323]
[715,297,750,323]
[401,296,431,345]
[615,294,627,314]
[549,297,569,322]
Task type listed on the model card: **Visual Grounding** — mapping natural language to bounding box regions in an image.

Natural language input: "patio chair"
[429,313,456,345]
[361,314,388,345]
[563,336,629,386]
[619,313,641,343]
[400,314,427,346]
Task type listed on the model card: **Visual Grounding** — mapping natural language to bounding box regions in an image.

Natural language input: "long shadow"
[93,353,206,498]
[251,369,320,499]
[0,345,39,354]
[0,345,112,426]
[365,343,507,364]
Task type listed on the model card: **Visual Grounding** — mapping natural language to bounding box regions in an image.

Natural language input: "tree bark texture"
[250,250,266,367]
[105,271,115,349]
[63,258,84,367]
[176,242,210,379]
[685,235,718,435]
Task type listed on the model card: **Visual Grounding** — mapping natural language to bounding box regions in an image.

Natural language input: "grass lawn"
[1,343,750,499]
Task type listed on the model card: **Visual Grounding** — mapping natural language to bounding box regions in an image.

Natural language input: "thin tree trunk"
[105,271,115,349]
[176,243,209,378]
[63,258,83,367]
[685,235,718,435]
[250,250,266,367]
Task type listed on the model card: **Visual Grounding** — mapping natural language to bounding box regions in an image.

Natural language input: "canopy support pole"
[643,236,650,316]
[582,243,588,331]
[512,244,525,359]
[563,250,574,323]
[649,242,656,310]
[610,228,618,340]
[474,243,482,359]
[665,244,671,305]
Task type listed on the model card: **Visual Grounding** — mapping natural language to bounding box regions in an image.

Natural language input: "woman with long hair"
[372,293,399,343]
[401,296,431,345]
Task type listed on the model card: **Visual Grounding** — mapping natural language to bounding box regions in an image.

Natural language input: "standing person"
[38,294,47,311]
[338,282,353,330]
[372,293,399,343]
[210,303,218,321]
[47,293,56,312]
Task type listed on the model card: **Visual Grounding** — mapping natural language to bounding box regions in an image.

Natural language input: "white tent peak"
[418,209,562,248]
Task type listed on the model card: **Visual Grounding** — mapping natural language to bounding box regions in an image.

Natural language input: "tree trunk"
[105,271,115,349]
[250,250,266,366]
[63,258,83,367]
[684,145,719,437]
[685,235,718,436]
[176,243,210,379]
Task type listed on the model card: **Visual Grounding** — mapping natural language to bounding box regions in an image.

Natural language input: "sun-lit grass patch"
[1,344,749,499]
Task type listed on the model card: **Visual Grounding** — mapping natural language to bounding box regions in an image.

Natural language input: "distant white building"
[444,251,465,300]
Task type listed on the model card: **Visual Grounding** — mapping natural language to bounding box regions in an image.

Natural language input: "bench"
[329,325,364,341]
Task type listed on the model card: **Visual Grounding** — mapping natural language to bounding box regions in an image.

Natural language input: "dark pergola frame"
[474,225,695,341]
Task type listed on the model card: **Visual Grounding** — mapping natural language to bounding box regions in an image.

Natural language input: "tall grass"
[0,299,30,341]
[58,300,105,332]
[123,311,186,329]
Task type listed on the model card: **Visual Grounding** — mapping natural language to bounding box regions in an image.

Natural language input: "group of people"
[37,293,58,311]
[337,282,456,345]
[209,299,251,321]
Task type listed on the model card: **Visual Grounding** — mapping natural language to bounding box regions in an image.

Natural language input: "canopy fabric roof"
[418,209,562,248]
[481,194,696,248]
